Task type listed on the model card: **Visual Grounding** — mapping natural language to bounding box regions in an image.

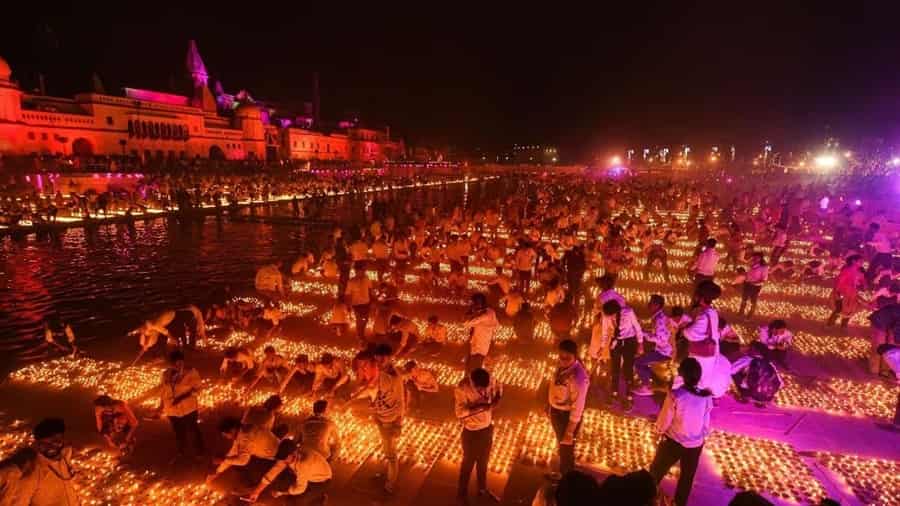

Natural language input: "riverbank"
[0,176,496,237]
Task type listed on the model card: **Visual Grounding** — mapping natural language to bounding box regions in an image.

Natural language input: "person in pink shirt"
[826,254,865,330]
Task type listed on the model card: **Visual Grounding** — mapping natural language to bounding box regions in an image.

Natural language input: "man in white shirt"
[158,350,205,459]
[547,339,589,477]
[300,400,341,461]
[634,295,673,396]
[867,223,895,282]
[464,293,499,372]
[770,225,789,265]
[691,238,719,286]
[246,440,332,503]
[454,368,502,503]
[739,252,768,317]
[207,417,279,484]
[599,300,643,410]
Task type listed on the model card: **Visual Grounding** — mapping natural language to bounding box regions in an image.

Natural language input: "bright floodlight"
[814,154,838,170]
[609,156,622,165]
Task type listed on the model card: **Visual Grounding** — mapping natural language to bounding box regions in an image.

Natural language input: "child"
[756,320,793,368]
[329,296,350,337]
[402,360,439,411]
[731,342,783,408]
[422,315,447,355]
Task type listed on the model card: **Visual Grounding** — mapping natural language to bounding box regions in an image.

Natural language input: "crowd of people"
[1,169,898,506]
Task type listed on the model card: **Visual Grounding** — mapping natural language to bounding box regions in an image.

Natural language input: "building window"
[127,120,134,137]
[106,116,113,126]
[28,132,35,140]
[41,133,48,141]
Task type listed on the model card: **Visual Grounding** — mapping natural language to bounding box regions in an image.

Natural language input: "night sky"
[3,3,900,160]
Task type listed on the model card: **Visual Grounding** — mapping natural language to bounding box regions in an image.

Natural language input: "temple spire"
[185,40,208,87]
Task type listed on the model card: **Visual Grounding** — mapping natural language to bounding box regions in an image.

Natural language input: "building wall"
[0,72,402,164]
[283,129,350,161]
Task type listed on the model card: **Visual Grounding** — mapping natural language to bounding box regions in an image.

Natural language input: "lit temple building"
[0,41,403,164]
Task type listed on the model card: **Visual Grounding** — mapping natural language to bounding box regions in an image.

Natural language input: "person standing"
[690,238,719,286]
[826,255,865,330]
[648,358,713,506]
[769,225,789,265]
[345,264,373,340]
[600,300,643,410]
[562,245,587,304]
[454,368,503,505]
[514,241,537,295]
[547,339,590,477]
[349,346,405,494]
[464,293,499,373]
[738,252,768,318]
[156,350,205,461]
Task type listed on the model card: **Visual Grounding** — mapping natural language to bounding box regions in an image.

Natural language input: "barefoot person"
[155,350,205,461]
[93,395,138,456]
[131,310,176,366]
[245,439,332,503]
[455,367,502,505]
[349,346,405,494]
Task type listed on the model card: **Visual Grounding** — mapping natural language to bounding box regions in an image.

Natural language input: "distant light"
[854,199,862,206]
[891,157,900,166]
[798,161,806,167]
[814,154,838,170]
[819,196,829,210]
[709,155,718,162]
[551,157,558,163]
[844,150,852,158]
[609,155,621,165]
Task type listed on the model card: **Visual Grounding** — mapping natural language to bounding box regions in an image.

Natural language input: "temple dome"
[0,56,11,81]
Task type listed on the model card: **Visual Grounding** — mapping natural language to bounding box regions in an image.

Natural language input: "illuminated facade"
[0,41,403,164]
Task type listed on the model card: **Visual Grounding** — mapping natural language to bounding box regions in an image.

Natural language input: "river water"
[0,178,504,363]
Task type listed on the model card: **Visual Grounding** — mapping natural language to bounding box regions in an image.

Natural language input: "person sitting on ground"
[300,400,341,461]
[756,319,793,368]
[254,263,285,295]
[544,278,566,310]
[633,295,674,396]
[247,346,288,391]
[242,395,283,432]
[311,353,351,399]
[402,360,440,411]
[389,314,421,356]
[262,303,286,339]
[220,346,256,382]
[596,470,657,506]
[421,315,447,355]
[278,354,315,394]
[501,288,525,318]
[718,317,743,358]
[93,395,139,456]
[731,342,784,408]
[43,322,70,355]
[245,439,332,503]
[206,416,279,485]
[291,250,316,276]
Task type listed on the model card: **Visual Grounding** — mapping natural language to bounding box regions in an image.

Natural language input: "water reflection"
[0,180,503,362]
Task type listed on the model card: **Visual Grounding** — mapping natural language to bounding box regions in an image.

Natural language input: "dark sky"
[3,2,900,160]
